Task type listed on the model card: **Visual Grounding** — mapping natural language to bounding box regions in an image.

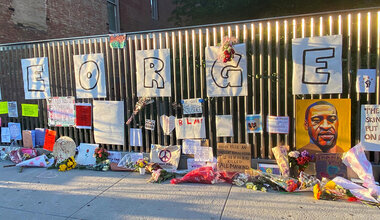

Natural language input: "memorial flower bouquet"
[135,158,148,168]
[288,150,312,177]
[94,146,109,164]
[219,36,237,63]
[313,178,356,201]
[57,156,77,172]
[148,169,176,183]
[126,97,154,125]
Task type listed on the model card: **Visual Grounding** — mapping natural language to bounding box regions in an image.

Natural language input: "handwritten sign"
[35,128,45,147]
[217,143,251,172]
[75,103,92,129]
[187,158,206,170]
[7,101,18,118]
[8,122,21,140]
[356,69,376,93]
[316,153,347,180]
[267,116,289,134]
[47,97,75,127]
[181,98,203,114]
[216,115,233,137]
[21,104,39,117]
[361,105,380,151]
[43,129,56,151]
[1,127,10,143]
[145,119,156,131]
[0,102,8,114]
[182,139,201,154]
[194,146,213,162]
[175,117,206,139]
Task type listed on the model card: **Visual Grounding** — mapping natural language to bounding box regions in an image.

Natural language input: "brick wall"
[119,0,176,32]
[0,0,108,44]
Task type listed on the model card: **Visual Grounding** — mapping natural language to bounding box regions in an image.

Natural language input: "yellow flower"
[67,161,73,167]
[59,164,67,172]
[325,181,336,190]
[73,162,77,168]
[313,184,321,200]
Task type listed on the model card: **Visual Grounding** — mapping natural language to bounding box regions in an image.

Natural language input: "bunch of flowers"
[126,97,154,125]
[135,158,148,169]
[288,150,312,174]
[246,182,268,192]
[94,147,109,164]
[58,156,77,172]
[313,178,356,201]
[148,169,176,183]
[219,36,237,63]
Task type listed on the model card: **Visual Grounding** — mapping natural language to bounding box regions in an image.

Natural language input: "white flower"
[288,151,300,158]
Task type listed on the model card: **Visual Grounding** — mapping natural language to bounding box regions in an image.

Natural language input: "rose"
[288,151,300,158]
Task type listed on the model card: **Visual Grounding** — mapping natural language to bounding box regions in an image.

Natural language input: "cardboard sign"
[7,101,18,118]
[217,143,251,172]
[74,53,107,98]
[175,117,206,139]
[21,57,51,99]
[356,69,376,93]
[0,102,8,114]
[47,97,75,127]
[150,144,181,171]
[145,119,156,131]
[43,129,56,151]
[216,115,233,137]
[292,35,343,95]
[136,48,171,97]
[206,43,248,97]
[1,127,10,143]
[246,114,263,133]
[360,105,380,151]
[266,116,289,134]
[181,98,203,114]
[21,104,39,117]
[75,103,92,129]
[160,115,176,135]
[8,122,21,140]
[316,153,347,180]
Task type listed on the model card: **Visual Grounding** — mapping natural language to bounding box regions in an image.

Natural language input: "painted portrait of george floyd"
[296,99,351,157]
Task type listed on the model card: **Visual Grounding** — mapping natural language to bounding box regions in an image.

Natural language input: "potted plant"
[135,158,148,175]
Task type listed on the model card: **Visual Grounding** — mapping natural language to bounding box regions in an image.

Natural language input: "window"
[151,0,158,20]
[107,0,120,33]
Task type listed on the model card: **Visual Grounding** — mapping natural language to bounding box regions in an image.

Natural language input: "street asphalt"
[0,160,379,220]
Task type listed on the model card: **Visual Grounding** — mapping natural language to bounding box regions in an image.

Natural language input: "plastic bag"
[170,166,218,184]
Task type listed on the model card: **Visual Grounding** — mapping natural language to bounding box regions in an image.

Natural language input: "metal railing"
[1,7,380,163]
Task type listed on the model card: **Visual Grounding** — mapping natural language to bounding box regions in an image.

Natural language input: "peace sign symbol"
[159,149,171,162]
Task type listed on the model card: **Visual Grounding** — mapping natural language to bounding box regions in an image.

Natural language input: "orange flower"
[313,183,322,200]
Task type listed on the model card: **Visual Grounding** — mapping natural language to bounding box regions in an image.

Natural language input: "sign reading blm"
[136,48,171,97]
[74,53,107,98]
[206,43,248,97]
[292,35,342,95]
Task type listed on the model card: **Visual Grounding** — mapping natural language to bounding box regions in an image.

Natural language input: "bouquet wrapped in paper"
[272,145,290,177]
[297,171,320,191]
[16,155,54,168]
[126,97,154,125]
[245,169,298,192]
[313,178,357,201]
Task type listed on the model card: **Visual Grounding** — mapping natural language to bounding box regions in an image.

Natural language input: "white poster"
[356,69,376,93]
[292,35,342,95]
[136,48,171,97]
[266,116,289,134]
[160,115,176,135]
[21,57,51,99]
[129,128,143,146]
[175,117,206,139]
[182,139,201,154]
[194,146,213,162]
[187,158,206,171]
[8,122,22,140]
[47,97,76,127]
[93,101,124,145]
[75,143,98,166]
[108,151,122,164]
[216,115,233,137]
[181,98,203,114]
[150,144,181,171]
[361,105,380,151]
[1,127,10,143]
[145,119,156,131]
[206,43,248,97]
[7,101,18,118]
[74,53,107,98]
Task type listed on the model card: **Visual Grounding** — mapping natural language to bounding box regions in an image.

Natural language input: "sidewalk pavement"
[0,160,379,220]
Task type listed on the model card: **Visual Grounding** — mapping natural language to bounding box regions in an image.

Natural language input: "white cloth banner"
[356,69,376,93]
[175,117,206,139]
[150,144,181,171]
[21,57,51,99]
[129,128,143,146]
[216,115,234,137]
[292,35,342,95]
[136,48,171,97]
[360,105,380,151]
[93,101,124,145]
[206,43,248,97]
[74,53,107,98]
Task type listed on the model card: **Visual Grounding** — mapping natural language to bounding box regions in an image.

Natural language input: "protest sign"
[35,128,45,147]
[361,105,380,151]
[145,119,156,131]
[21,104,39,117]
[181,98,203,114]
[175,117,206,139]
[8,122,21,140]
[150,144,181,171]
[47,97,75,127]
[316,153,347,180]
[75,103,92,129]
[0,102,8,114]
[7,101,18,117]
[21,57,51,99]
[194,146,213,162]
[43,129,56,151]
[1,127,10,143]
[217,143,251,172]
[266,116,289,134]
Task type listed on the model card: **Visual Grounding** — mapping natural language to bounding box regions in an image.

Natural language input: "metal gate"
[1,7,380,163]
